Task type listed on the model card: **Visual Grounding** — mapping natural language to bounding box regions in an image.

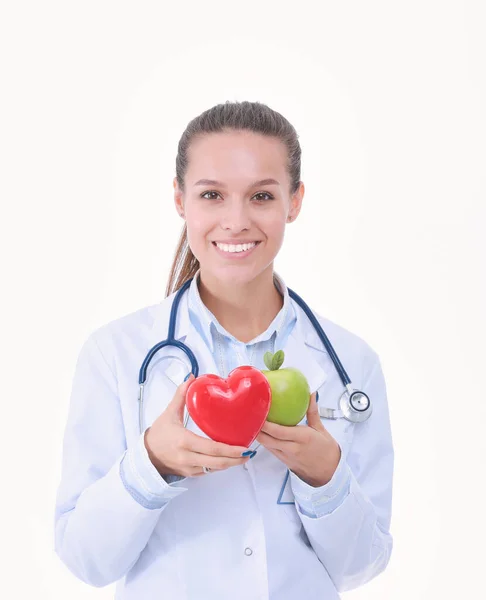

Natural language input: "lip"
[212,240,261,259]
[212,240,261,244]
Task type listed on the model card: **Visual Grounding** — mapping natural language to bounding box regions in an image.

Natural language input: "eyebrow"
[193,178,280,188]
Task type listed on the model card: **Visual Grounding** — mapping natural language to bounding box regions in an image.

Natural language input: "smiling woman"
[166,102,304,303]
[165,105,307,338]
[54,100,394,600]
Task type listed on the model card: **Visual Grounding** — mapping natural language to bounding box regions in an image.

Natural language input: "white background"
[1,1,485,598]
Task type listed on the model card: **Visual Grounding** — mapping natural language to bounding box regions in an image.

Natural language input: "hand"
[255,391,341,487]
[144,374,253,478]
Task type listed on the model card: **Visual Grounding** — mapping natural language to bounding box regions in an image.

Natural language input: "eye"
[200,191,221,200]
[252,192,274,202]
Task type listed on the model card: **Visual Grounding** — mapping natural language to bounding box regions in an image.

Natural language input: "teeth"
[215,242,257,253]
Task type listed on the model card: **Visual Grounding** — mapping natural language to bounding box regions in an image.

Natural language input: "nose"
[220,199,252,232]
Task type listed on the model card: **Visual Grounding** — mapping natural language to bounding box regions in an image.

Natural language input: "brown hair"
[165,100,302,298]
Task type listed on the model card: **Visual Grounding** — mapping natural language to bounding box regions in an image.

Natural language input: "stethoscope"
[138,278,372,437]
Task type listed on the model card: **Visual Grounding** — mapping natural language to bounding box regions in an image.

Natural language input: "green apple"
[261,350,311,426]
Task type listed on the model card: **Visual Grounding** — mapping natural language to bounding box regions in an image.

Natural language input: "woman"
[54,101,394,599]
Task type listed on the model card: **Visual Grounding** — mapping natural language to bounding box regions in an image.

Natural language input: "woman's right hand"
[144,374,254,478]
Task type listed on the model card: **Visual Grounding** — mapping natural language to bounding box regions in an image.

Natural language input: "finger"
[185,464,212,477]
[263,446,285,461]
[175,450,250,477]
[184,430,252,458]
[189,453,251,472]
[260,419,306,442]
[186,464,212,477]
[166,374,195,422]
[256,431,294,454]
[306,392,324,430]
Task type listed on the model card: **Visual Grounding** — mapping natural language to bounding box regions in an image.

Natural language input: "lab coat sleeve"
[290,352,394,593]
[289,446,351,517]
[54,331,188,588]
[120,428,188,508]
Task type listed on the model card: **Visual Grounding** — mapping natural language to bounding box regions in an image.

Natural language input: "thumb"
[306,391,325,431]
[167,373,195,423]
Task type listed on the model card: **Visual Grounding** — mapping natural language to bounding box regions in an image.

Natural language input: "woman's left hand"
[255,392,341,487]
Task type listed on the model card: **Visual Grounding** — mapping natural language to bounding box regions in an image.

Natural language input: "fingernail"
[250,450,257,459]
[241,450,253,457]
[184,373,192,382]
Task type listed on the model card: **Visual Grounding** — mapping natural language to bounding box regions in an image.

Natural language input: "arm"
[289,352,394,592]
[54,332,188,588]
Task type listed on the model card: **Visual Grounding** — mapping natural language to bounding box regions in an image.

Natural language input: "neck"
[198,266,284,343]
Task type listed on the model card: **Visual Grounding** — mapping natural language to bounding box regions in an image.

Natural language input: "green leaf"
[263,351,274,370]
[271,350,285,370]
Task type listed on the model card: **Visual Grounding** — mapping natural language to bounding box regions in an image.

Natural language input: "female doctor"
[54,100,394,599]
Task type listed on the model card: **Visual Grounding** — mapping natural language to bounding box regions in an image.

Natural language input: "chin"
[206,261,276,286]
[208,264,258,283]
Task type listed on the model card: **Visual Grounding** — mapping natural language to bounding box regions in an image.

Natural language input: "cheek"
[185,211,215,258]
[263,215,286,244]
[185,206,210,235]
[186,225,206,253]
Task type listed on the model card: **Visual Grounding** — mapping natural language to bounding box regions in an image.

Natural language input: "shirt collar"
[187,268,295,353]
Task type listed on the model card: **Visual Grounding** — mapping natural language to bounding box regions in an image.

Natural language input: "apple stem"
[263,350,285,371]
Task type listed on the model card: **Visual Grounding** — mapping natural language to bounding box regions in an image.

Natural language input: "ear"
[173,177,185,218]
[288,181,305,221]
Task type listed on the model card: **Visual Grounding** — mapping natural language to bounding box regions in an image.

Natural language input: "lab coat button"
[244,547,253,556]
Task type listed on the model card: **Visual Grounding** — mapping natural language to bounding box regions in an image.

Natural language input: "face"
[173,130,304,285]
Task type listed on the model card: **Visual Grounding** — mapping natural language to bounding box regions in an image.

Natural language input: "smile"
[215,242,257,253]
[212,241,261,257]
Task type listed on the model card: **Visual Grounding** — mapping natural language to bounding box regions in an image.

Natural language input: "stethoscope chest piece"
[339,389,372,423]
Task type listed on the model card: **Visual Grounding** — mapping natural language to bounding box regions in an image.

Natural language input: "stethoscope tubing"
[137,277,371,434]
[286,287,351,386]
[139,279,351,387]
[139,279,197,385]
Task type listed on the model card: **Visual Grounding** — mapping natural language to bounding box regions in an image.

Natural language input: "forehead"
[185,130,289,186]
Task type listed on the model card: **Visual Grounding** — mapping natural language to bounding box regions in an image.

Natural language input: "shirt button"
[244,547,253,556]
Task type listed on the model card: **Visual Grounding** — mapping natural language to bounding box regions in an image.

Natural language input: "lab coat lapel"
[281,302,330,396]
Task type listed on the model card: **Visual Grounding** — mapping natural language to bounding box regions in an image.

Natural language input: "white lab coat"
[54,287,394,599]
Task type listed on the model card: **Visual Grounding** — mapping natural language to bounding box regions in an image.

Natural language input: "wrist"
[144,428,164,475]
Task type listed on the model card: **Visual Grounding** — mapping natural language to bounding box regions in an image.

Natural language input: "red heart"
[186,366,272,447]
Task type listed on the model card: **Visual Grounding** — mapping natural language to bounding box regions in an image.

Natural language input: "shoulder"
[82,293,178,364]
[319,312,378,358]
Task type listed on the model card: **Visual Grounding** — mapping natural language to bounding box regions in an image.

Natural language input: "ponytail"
[164,224,200,298]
